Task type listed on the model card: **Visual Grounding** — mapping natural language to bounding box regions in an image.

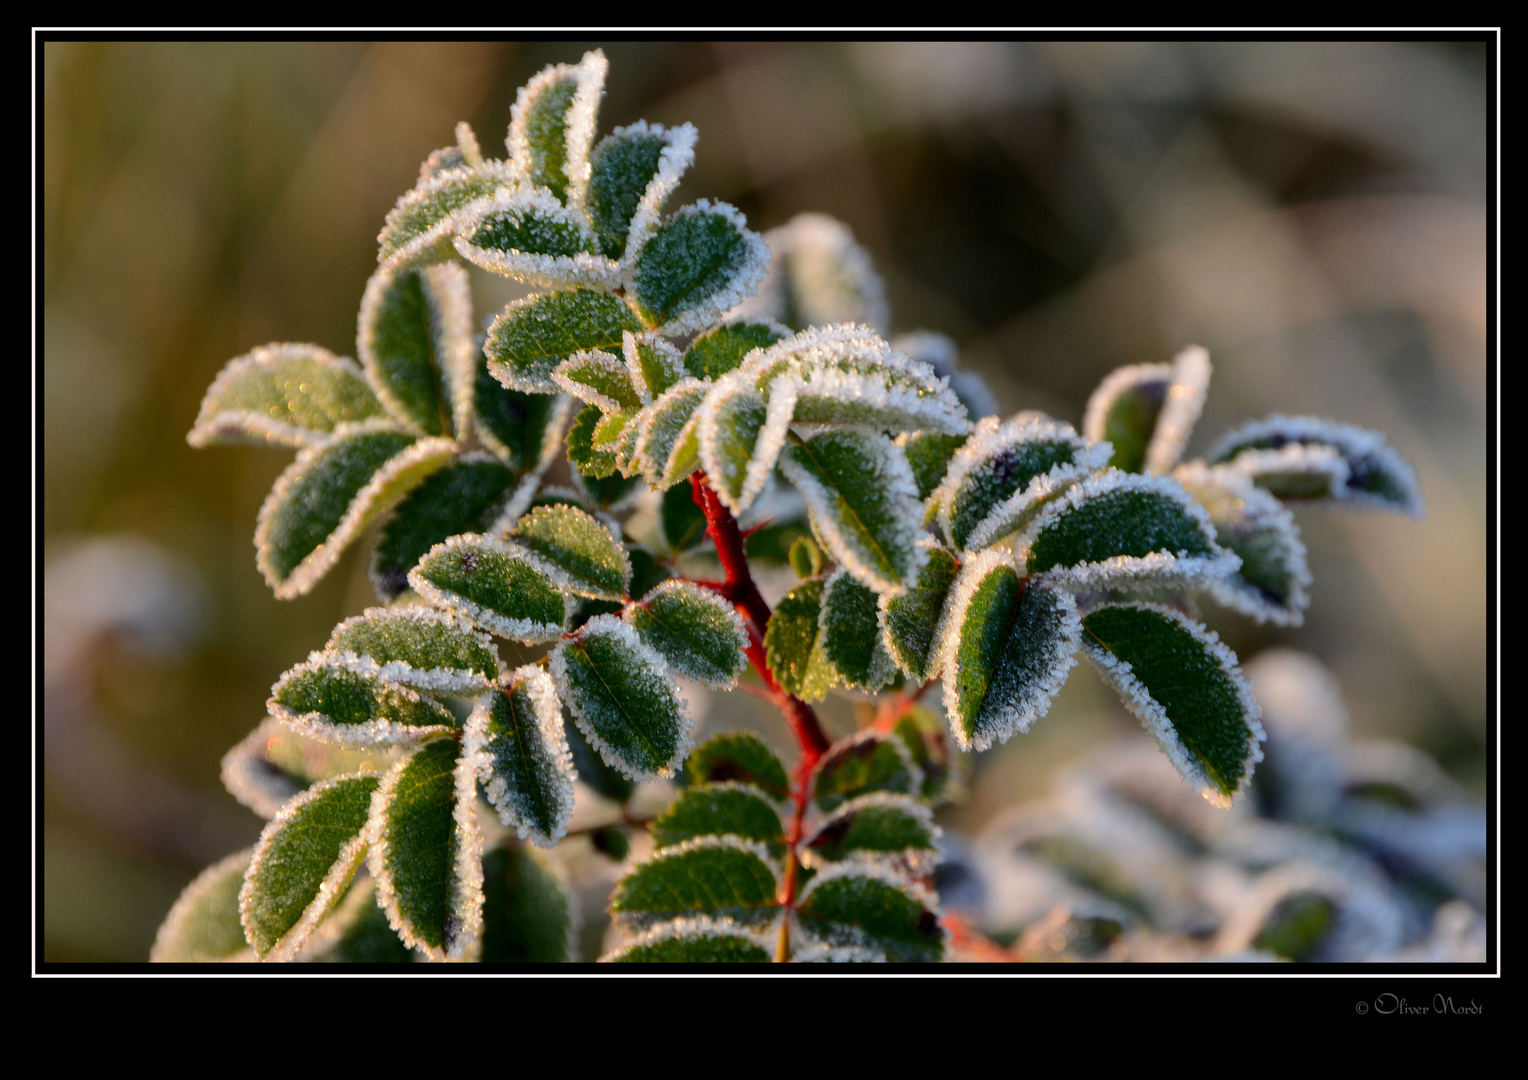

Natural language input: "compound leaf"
[480,846,576,963]
[686,732,791,801]
[188,344,386,449]
[370,455,518,599]
[764,577,835,703]
[624,579,748,688]
[819,568,896,692]
[610,837,780,929]
[792,868,943,963]
[587,120,697,260]
[269,655,458,745]
[880,540,959,681]
[511,504,631,600]
[1083,345,1210,474]
[485,288,643,394]
[409,534,570,642]
[151,848,256,962]
[326,606,500,692]
[812,731,921,814]
[630,200,768,333]
[650,783,787,855]
[507,50,606,207]
[464,667,576,847]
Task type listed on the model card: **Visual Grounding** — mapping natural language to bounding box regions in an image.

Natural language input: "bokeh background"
[41,40,1490,961]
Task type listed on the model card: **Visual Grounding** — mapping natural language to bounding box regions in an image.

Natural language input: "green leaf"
[480,846,576,963]
[935,549,1081,752]
[625,330,686,401]
[453,188,619,288]
[408,533,570,642]
[683,320,786,381]
[474,366,572,474]
[1082,603,1264,806]
[651,783,787,855]
[779,429,926,596]
[630,200,768,332]
[566,710,637,804]
[485,288,643,394]
[1082,346,1210,474]
[464,667,576,847]
[819,569,896,692]
[607,917,771,962]
[370,455,519,599]
[188,344,386,449]
[789,536,822,578]
[269,656,458,745]
[895,330,998,421]
[1019,471,1238,590]
[686,732,791,801]
[552,350,643,411]
[764,577,835,703]
[220,718,400,820]
[552,616,693,780]
[240,773,380,960]
[801,794,937,869]
[566,404,621,479]
[899,431,969,503]
[892,707,960,804]
[694,374,772,512]
[358,265,473,438]
[881,540,959,681]
[254,423,456,599]
[610,837,780,929]
[307,878,417,963]
[511,504,631,600]
[327,606,501,692]
[812,731,921,814]
[571,454,644,512]
[151,849,256,962]
[1252,890,1337,961]
[368,737,484,960]
[1174,462,1312,627]
[660,481,708,553]
[735,213,890,333]
[507,50,606,206]
[418,121,485,179]
[792,869,944,963]
[377,162,512,272]
[587,120,696,260]
[932,414,1111,552]
[624,580,748,688]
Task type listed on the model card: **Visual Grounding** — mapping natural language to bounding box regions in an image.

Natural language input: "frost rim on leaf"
[220,718,305,820]
[606,120,699,269]
[325,604,505,692]
[506,50,607,215]
[406,532,574,642]
[600,913,776,962]
[188,343,379,449]
[152,847,257,963]
[462,665,576,848]
[800,791,941,873]
[451,187,620,288]
[626,578,750,689]
[610,833,783,930]
[633,199,771,336]
[267,652,458,746]
[376,160,515,274]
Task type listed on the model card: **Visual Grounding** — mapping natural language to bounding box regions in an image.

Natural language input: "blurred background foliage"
[42,40,1489,962]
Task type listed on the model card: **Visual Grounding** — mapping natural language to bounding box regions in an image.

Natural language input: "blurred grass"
[42,40,1489,961]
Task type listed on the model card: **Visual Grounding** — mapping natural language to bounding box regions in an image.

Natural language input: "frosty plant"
[155,51,1424,964]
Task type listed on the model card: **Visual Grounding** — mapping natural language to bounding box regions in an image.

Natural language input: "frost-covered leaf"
[552,349,643,411]
[408,533,570,642]
[934,550,1081,753]
[606,916,772,962]
[370,455,518,599]
[453,188,619,288]
[899,431,969,503]
[269,655,458,746]
[485,288,643,394]
[552,615,693,780]
[683,320,787,381]
[624,580,748,688]
[802,794,937,870]
[812,730,921,814]
[512,504,631,600]
[792,867,943,963]
[571,453,644,513]
[366,738,484,961]
[587,120,697,261]
[660,481,708,553]
[880,540,959,681]
[240,773,379,960]
[566,404,621,479]
[1174,462,1312,626]
[327,606,500,692]
[474,367,572,474]
[417,121,485,180]
[686,732,791,802]
[651,783,787,855]
[152,849,256,962]
[892,707,959,804]
[764,577,835,703]
[220,718,398,819]
[694,374,773,513]
[376,161,513,273]
[305,877,416,963]
[1083,346,1211,475]
[931,414,1112,552]
[819,568,896,692]
[630,200,769,334]
[480,846,576,963]
[1081,602,1265,807]
[779,429,926,596]
[565,710,637,805]
[1017,471,1240,591]
[358,264,474,438]
[731,213,890,334]
[254,422,456,599]
[894,330,998,422]
[1206,415,1424,515]
[624,330,685,402]
[610,836,780,930]
[464,667,575,848]
[507,50,606,208]
[188,344,386,449]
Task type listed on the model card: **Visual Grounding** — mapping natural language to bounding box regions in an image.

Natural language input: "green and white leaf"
[480,846,578,963]
[453,187,619,287]
[485,288,643,394]
[254,421,455,599]
[764,577,835,703]
[1205,415,1424,515]
[930,413,1112,552]
[880,539,959,681]
[366,737,485,961]
[357,263,474,438]
[624,330,685,402]
[892,706,961,805]
[326,605,501,692]
[605,915,773,962]
[632,378,708,487]
[650,782,787,854]
[629,199,769,334]
[801,793,938,873]
[624,579,748,688]
[511,503,631,600]
[151,848,256,962]
[894,330,999,422]
[239,773,380,960]
[220,718,398,819]
[506,50,606,210]
[587,119,697,261]
[791,864,944,963]
[694,372,778,513]
[377,160,513,273]
[683,319,787,381]
[609,835,781,930]
[188,344,386,448]
[934,549,1081,752]
[296,875,417,963]
[570,451,644,513]
[812,730,922,814]
[551,348,644,411]
[463,666,576,847]
[779,428,927,596]
[1083,345,1211,474]
[730,213,890,334]
[819,568,896,692]
[1174,461,1312,626]
[898,430,970,504]
[416,121,485,181]
[268,654,458,745]
[552,615,694,780]
[686,731,792,802]
[473,370,572,474]
[1016,470,1241,592]
[1080,602,1265,807]
[407,533,572,642]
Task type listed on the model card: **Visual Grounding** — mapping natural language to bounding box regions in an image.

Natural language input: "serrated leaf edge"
[220,718,303,820]
[605,120,700,268]
[626,578,750,688]
[632,199,771,336]
[506,50,607,220]
[462,665,576,848]
[800,791,940,873]
[406,532,575,642]
[610,833,783,929]
[326,604,504,692]
[451,186,620,287]
[151,847,258,963]
[600,913,775,962]
[376,161,515,274]
[188,343,380,449]
[268,652,459,746]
